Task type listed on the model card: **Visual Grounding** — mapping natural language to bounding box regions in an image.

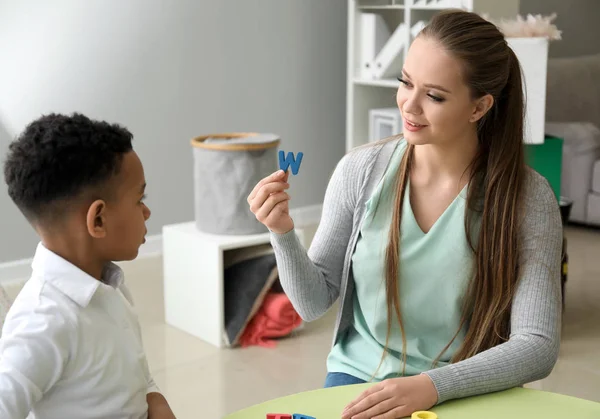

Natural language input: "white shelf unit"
[347,0,523,152]
[162,222,307,348]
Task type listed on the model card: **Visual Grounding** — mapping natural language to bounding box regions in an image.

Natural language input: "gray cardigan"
[270,139,563,404]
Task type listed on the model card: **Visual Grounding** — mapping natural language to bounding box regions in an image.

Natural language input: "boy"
[0,113,176,419]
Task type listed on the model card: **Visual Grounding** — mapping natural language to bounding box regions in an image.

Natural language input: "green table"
[224,384,600,419]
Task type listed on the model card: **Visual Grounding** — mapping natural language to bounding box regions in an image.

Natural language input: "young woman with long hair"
[248,9,562,419]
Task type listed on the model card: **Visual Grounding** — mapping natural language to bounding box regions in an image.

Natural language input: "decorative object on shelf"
[191,132,280,235]
[486,13,562,40]
[484,13,562,145]
[369,107,402,142]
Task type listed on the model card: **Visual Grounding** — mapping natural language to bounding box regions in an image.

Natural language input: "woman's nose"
[401,92,422,116]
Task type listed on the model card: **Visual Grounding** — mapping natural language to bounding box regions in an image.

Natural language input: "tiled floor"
[119,225,600,418]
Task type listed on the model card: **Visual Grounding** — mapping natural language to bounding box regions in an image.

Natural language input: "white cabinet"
[162,222,307,348]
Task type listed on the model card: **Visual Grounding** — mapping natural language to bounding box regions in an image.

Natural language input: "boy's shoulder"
[2,276,78,340]
[9,276,78,317]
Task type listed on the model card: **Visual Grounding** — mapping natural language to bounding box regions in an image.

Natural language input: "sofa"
[0,284,11,335]
[545,52,600,226]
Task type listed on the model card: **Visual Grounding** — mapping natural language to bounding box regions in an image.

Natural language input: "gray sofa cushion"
[587,192,600,225]
[545,122,600,223]
[593,160,600,194]
[0,285,11,335]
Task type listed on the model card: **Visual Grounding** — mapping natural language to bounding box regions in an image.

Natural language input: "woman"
[247,9,562,419]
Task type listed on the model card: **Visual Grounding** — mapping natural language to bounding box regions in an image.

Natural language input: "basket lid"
[191,132,280,151]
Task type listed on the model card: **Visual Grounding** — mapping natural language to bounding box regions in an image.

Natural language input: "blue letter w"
[279,151,303,175]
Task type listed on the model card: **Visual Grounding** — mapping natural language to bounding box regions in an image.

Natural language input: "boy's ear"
[86,200,107,239]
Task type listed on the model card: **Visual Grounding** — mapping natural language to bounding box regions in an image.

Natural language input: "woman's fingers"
[254,192,290,223]
[344,383,385,413]
[249,182,290,213]
[247,169,294,234]
[247,170,286,202]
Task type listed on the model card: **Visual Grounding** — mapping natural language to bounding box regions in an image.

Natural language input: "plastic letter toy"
[412,411,438,419]
[278,150,303,175]
[292,414,316,419]
[266,414,292,419]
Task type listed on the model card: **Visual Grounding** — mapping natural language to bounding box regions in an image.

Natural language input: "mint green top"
[327,141,477,380]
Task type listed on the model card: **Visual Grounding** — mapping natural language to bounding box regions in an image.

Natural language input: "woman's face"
[396,36,486,147]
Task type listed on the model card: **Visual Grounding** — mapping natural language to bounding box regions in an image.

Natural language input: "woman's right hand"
[247,169,294,234]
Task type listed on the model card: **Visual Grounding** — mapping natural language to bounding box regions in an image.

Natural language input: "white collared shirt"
[0,243,159,419]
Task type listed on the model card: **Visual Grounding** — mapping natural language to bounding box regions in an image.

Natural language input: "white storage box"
[162,222,306,348]
[507,37,549,145]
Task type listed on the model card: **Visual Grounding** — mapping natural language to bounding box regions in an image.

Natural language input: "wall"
[520,0,600,58]
[0,0,347,264]
[1,118,41,266]
[473,0,520,19]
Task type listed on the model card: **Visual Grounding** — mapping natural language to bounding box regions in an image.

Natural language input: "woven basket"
[191,132,280,235]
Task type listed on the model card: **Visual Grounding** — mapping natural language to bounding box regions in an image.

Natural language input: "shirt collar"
[31,242,125,307]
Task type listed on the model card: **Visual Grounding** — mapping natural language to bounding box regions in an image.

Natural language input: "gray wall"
[474,0,520,19]
[520,0,600,58]
[0,0,347,263]
[1,119,40,263]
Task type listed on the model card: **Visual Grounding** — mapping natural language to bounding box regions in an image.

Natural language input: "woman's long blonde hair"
[375,9,526,376]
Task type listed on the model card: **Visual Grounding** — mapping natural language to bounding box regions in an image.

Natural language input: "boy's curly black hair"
[3,113,133,223]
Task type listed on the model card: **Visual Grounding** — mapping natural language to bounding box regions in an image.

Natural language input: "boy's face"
[97,151,151,261]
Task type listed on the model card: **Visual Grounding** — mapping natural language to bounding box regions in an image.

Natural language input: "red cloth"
[239,292,302,348]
